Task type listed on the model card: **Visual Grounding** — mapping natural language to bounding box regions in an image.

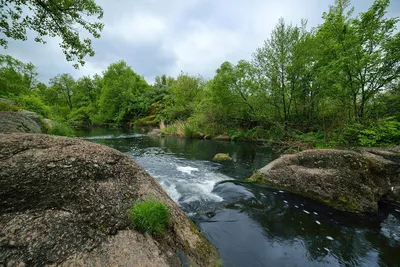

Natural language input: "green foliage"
[341,123,364,146]
[0,101,20,111]
[98,61,150,124]
[67,106,93,128]
[134,115,159,126]
[183,123,201,138]
[48,122,75,137]
[13,94,50,117]
[128,200,170,234]
[359,118,400,147]
[0,0,104,68]
[161,73,204,121]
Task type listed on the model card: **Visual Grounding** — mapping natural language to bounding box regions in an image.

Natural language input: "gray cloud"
[0,0,397,84]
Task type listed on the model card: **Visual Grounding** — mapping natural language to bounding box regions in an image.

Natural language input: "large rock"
[249,148,400,213]
[0,112,42,134]
[21,110,46,132]
[0,133,219,266]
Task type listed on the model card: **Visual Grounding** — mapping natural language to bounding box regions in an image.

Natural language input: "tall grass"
[128,200,170,234]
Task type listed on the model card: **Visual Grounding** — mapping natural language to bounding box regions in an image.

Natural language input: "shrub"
[0,101,20,112]
[359,117,400,147]
[13,94,50,117]
[183,123,201,138]
[341,123,364,146]
[48,122,75,137]
[128,200,170,234]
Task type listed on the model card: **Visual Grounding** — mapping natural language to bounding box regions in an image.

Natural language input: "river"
[76,128,400,267]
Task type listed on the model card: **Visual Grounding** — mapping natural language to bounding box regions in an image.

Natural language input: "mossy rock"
[252,148,400,213]
[213,153,232,161]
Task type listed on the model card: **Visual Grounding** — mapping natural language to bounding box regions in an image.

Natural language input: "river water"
[76,128,400,267]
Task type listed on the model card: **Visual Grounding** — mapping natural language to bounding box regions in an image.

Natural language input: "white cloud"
[165,21,244,77]
[106,13,167,44]
[1,0,397,83]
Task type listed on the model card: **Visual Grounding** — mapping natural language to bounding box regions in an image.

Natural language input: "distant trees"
[0,0,399,146]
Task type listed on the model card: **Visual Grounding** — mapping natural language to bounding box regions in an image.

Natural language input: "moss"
[246,172,264,183]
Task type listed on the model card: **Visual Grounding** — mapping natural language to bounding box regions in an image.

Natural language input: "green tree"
[0,0,104,68]
[316,0,400,123]
[98,61,149,124]
[253,18,311,127]
[162,73,204,121]
[49,73,75,110]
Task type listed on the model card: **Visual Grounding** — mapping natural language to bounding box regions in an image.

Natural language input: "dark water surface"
[76,128,400,267]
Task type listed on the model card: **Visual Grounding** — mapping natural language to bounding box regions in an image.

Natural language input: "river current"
[77,128,400,267]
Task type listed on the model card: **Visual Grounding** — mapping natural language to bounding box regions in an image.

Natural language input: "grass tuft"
[128,199,170,234]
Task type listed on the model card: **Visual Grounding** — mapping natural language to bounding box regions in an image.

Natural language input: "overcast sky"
[1,0,399,83]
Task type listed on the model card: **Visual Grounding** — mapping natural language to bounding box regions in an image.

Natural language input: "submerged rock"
[147,128,161,137]
[0,112,42,134]
[249,148,400,213]
[213,153,233,161]
[0,133,219,266]
[213,135,231,141]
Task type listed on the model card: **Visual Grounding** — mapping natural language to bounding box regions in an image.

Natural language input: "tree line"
[1,0,399,147]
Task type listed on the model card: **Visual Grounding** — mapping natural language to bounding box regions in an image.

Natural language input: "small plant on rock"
[128,199,170,234]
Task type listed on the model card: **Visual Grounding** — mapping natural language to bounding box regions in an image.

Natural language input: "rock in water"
[248,148,400,213]
[0,133,219,266]
[213,153,233,161]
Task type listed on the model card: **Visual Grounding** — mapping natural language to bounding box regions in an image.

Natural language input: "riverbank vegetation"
[1,0,399,147]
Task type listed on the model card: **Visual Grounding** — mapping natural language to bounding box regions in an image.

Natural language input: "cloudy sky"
[1,0,399,83]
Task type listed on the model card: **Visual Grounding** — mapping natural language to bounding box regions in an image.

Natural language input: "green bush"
[359,117,400,147]
[183,123,201,138]
[341,123,364,146]
[14,94,50,117]
[67,106,92,128]
[128,200,170,234]
[48,122,75,137]
[0,101,20,111]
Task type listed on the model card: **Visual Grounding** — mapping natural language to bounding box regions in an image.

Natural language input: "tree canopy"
[0,0,104,68]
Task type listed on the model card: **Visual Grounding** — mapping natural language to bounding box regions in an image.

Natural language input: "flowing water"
[77,128,400,267]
